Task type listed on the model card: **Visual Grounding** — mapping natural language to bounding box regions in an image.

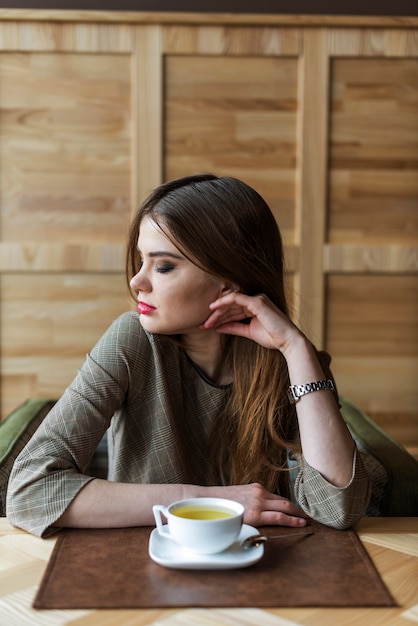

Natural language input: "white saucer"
[148,523,264,570]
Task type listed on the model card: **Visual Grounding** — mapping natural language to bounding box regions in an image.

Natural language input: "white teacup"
[152,497,244,555]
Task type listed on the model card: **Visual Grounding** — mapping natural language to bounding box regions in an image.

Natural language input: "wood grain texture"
[164,53,299,246]
[0,10,417,26]
[326,51,418,438]
[0,21,133,51]
[0,13,416,449]
[326,275,418,423]
[0,39,133,419]
[0,243,125,271]
[328,57,418,244]
[295,29,329,346]
[326,275,418,357]
[163,25,301,56]
[328,27,418,56]
[132,25,163,209]
[1,274,132,418]
[324,244,418,273]
[0,51,131,244]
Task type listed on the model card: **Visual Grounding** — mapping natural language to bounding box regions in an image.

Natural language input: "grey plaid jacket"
[7,312,369,537]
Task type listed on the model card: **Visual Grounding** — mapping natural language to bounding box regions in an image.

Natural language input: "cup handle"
[152,505,172,539]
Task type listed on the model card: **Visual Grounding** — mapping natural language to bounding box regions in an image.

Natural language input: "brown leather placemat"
[33,521,396,609]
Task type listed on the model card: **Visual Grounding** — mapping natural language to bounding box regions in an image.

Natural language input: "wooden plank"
[329,356,418,420]
[367,411,418,453]
[324,244,418,273]
[326,274,418,357]
[1,10,417,27]
[328,27,418,56]
[0,243,125,272]
[0,21,133,51]
[295,28,329,346]
[131,25,163,210]
[163,25,301,55]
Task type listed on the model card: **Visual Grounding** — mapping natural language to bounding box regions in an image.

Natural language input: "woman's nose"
[130,268,149,292]
[129,274,139,290]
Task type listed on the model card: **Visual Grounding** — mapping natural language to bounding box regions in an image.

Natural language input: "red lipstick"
[137,301,156,315]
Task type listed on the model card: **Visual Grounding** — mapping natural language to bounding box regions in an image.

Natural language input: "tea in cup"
[152,497,244,554]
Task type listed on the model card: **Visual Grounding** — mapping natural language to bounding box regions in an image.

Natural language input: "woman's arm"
[55,479,308,530]
[6,313,136,537]
[8,391,307,537]
[203,292,359,488]
[281,333,355,487]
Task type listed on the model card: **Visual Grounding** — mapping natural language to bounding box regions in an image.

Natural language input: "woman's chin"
[139,315,178,335]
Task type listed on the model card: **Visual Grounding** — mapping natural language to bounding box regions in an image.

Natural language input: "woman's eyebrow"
[137,248,184,260]
[150,251,184,259]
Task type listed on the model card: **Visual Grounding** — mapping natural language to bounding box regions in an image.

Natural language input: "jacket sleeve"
[293,448,370,529]
[291,349,370,529]
[6,312,140,538]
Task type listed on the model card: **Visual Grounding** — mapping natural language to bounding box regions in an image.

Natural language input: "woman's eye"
[156,264,175,274]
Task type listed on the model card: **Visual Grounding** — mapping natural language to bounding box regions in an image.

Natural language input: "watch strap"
[288,379,335,404]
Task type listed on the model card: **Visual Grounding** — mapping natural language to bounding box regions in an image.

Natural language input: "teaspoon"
[240,529,313,550]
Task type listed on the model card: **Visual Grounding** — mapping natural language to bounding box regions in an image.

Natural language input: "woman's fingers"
[202,296,250,329]
[202,292,294,350]
[202,293,270,332]
[245,510,308,528]
[220,483,308,528]
[244,501,308,528]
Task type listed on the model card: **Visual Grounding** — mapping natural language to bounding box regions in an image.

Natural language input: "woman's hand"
[201,292,301,353]
[213,483,308,528]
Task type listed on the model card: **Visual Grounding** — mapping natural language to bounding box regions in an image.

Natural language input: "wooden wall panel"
[326,274,418,448]
[329,58,418,244]
[0,26,134,419]
[164,54,299,245]
[1,274,131,418]
[326,275,418,358]
[326,52,418,448]
[0,52,131,245]
[0,11,416,454]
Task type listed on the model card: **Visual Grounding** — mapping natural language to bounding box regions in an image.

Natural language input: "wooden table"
[0,517,416,626]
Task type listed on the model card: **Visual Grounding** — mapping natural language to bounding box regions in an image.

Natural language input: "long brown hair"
[126,174,299,495]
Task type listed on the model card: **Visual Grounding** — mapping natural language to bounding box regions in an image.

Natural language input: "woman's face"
[130,217,227,336]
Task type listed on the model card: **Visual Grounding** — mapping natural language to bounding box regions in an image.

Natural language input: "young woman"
[7,174,369,537]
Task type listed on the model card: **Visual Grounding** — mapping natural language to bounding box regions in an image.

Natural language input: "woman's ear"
[220,283,240,296]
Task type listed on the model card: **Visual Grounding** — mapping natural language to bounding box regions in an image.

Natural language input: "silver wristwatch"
[287,379,335,404]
